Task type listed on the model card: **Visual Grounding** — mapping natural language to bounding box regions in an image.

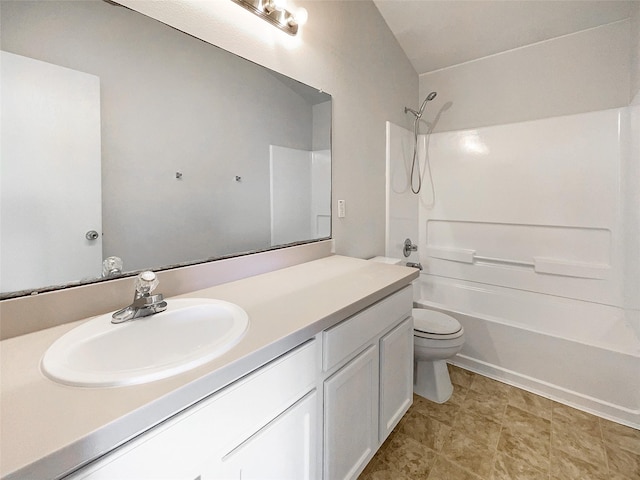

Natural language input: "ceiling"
[373,0,634,75]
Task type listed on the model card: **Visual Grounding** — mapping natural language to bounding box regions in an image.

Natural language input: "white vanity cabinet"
[322,286,413,480]
[63,286,413,480]
[66,339,319,480]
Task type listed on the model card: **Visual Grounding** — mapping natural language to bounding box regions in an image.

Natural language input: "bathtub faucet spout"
[406,262,423,270]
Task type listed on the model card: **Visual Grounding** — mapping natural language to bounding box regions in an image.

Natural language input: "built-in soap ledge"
[426,246,610,280]
[532,257,610,279]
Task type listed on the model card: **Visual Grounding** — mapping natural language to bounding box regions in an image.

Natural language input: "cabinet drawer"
[323,286,412,372]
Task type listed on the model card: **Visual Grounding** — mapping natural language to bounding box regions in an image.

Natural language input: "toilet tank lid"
[412,308,462,335]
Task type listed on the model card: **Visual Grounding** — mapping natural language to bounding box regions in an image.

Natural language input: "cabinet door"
[323,344,378,480]
[213,390,318,480]
[379,317,413,443]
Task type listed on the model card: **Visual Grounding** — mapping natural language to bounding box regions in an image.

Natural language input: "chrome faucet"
[111,271,168,324]
[406,262,423,270]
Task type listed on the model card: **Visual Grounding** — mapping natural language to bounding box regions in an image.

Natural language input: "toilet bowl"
[413,308,465,404]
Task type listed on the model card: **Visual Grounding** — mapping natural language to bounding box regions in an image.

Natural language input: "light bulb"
[295,7,308,26]
[263,0,276,14]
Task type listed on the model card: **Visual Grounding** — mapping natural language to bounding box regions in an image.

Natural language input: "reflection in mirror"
[0,0,331,299]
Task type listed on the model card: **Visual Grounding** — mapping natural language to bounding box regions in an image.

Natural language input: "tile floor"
[359,365,640,480]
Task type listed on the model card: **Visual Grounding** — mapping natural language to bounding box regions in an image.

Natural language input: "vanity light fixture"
[231,0,307,36]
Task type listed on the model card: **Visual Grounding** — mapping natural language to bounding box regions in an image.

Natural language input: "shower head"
[417,91,437,115]
[405,91,437,119]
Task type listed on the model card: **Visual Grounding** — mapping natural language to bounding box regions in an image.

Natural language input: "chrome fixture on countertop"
[111,271,167,324]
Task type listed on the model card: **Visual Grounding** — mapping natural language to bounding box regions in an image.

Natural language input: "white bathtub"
[414,274,640,428]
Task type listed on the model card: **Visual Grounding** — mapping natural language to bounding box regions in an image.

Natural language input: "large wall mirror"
[0,0,332,299]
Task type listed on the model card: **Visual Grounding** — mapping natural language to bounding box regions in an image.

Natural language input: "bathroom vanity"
[0,255,418,480]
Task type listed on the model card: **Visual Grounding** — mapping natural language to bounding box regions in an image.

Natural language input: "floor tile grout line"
[598,416,613,476]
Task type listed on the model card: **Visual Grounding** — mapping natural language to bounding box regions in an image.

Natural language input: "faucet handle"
[102,256,123,278]
[135,271,159,296]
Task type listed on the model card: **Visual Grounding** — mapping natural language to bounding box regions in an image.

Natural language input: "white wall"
[117,0,418,260]
[419,20,632,132]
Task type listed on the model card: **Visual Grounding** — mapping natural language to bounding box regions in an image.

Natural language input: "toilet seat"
[412,308,463,340]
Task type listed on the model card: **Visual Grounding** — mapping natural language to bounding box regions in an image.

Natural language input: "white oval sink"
[41,298,249,387]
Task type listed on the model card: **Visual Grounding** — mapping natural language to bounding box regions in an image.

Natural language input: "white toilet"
[412,308,465,404]
[367,257,465,403]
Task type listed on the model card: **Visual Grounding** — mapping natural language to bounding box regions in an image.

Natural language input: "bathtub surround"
[385,105,640,427]
[622,103,640,321]
[420,108,630,307]
[380,10,640,429]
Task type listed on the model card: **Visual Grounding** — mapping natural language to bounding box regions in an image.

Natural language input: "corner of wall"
[631,2,640,104]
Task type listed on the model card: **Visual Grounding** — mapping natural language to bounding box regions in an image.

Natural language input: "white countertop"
[0,255,418,479]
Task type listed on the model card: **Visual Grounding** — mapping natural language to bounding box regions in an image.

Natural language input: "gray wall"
[1,0,322,271]
[632,2,640,103]
[419,19,633,132]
